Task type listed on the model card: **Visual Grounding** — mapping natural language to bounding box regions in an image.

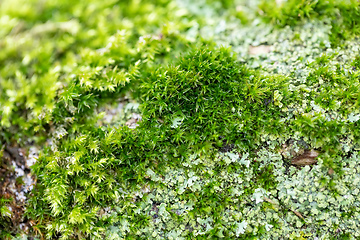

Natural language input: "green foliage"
[1,0,360,239]
[206,0,235,9]
[29,127,146,238]
[0,0,193,145]
[29,44,360,238]
[27,45,285,238]
[352,55,360,70]
[258,0,360,45]
[140,45,289,152]
[0,196,12,239]
[258,0,334,26]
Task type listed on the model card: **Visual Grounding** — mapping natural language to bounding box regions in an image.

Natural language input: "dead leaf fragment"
[291,209,305,220]
[125,113,142,129]
[291,149,319,166]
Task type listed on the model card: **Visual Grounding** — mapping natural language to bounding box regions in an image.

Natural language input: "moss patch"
[1,0,360,239]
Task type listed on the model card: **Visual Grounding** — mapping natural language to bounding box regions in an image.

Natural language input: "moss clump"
[29,126,156,238]
[27,45,284,238]
[0,0,193,145]
[140,45,289,152]
[258,0,360,45]
[26,40,360,238]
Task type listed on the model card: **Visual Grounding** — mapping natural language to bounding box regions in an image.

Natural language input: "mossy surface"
[257,0,360,46]
[1,0,360,239]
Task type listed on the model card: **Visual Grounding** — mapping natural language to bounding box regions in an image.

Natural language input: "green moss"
[258,0,334,26]
[27,45,279,238]
[0,0,193,145]
[140,45,289,152]
[258,0,360,45]
[0,196,13,239]
[1,0,360,239]
[352,55,360,70]
[24,37,360,238]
